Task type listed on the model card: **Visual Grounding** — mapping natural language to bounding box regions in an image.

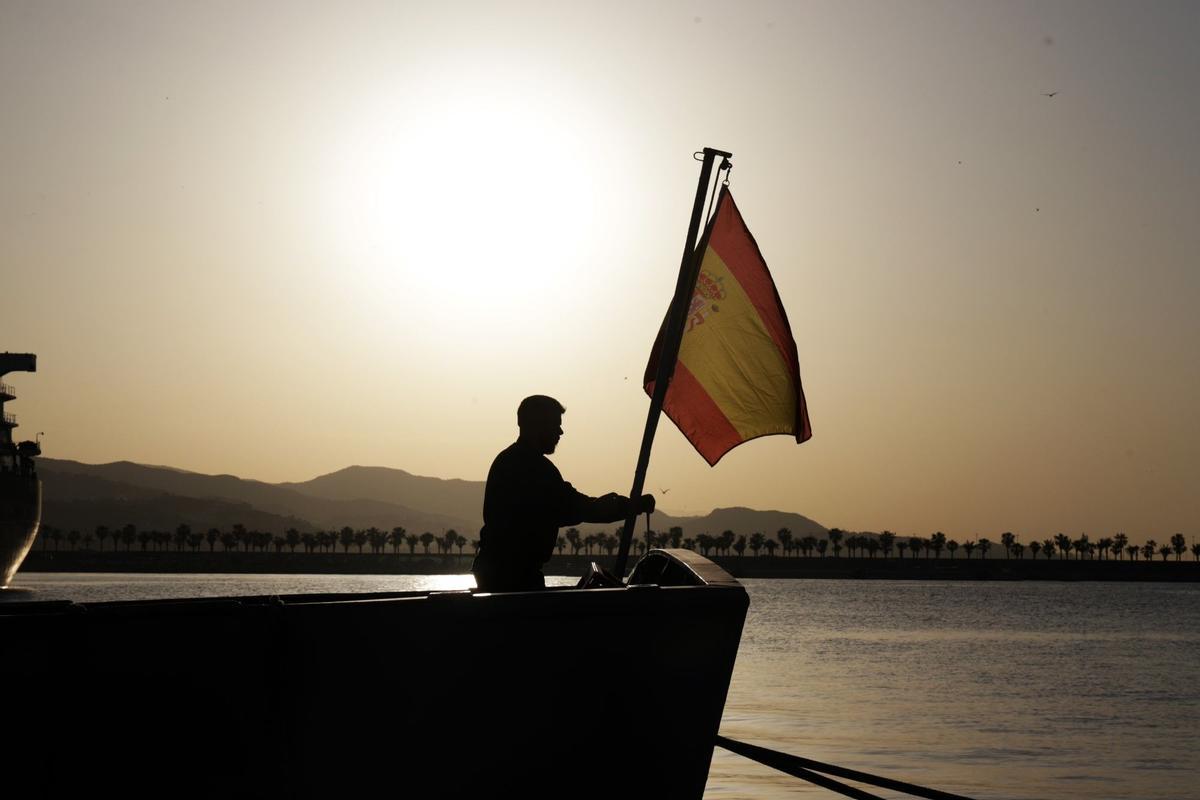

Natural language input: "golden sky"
[3,1,1198,541]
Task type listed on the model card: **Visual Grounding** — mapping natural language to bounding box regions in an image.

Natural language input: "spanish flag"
[645,188,812,465]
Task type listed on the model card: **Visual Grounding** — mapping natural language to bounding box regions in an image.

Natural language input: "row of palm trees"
[805,529,1200,562]
[37,524,474,556]
[35,523,1200,562]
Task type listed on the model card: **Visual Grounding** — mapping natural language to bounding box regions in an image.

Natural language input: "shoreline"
[20,550,1200,582]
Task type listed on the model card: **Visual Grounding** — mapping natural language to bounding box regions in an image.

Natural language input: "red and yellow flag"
[645,188,811,465]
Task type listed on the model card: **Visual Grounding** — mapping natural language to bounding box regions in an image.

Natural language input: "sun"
[325,68,605,327]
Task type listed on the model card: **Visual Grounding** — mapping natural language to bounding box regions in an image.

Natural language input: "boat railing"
[0,381,12,397]
[2,412,15,425]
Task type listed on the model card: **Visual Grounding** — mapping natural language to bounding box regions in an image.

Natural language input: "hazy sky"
[4,1,1198,541]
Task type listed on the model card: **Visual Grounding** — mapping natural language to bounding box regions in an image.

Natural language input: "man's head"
[517,395,565,454]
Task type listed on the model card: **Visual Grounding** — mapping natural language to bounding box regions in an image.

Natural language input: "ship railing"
[2,412,15,425]
[0,381,12,397]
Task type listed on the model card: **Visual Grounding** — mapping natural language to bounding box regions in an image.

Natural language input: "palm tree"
[94,525,110,552]
[565,528,581,555]
[1158,544,1172,562]
[232,523,248,551]
[285,528,300,553]
[1030,541,1041,559]
[1012,542,1025,559]
[1053,533,1071,560]
[931,532,946,559]
[908,536,923,558]
[67,529,80,550]
[121,524,137,551]
[366,527,385,554]
[1191,543,1200,562]
[777,528,793,556]
[749,532,765,556]
[667,526,683,548]
[1142,540,1156,561]
[1170,533,1186,561]
[977,538,992,560]
[733,535,747,557]
[1126,544,1138,561]
[353,529,368,553]
[896,541,908,559]
[83,532,94,550]
[963,540,976,559]
[419,532,435,554]
[946,540,958,559]
[1000,532,1015,558]
[174,524,190,552]
[1072,534,1089,560]
[1096,537,1113,561]
[1113,533,1128,560]
[828,529,844,557]
[879,531,895,558]
[1042,539,1055,559]
[815,539,828,557]
[388,527,406,554]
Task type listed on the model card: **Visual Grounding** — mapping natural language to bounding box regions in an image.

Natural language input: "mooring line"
[715,735,978,800]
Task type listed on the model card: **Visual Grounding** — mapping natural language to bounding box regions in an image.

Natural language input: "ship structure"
[1,352,41,588]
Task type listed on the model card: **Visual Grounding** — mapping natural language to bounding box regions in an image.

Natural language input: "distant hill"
[40,459,477,535]
[574,506,827,542]
[38,459,829,543]
[280,466,486,526]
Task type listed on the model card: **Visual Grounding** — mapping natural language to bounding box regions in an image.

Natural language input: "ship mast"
[613,149,732,578]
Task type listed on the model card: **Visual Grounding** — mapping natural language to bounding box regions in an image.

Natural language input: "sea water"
[7,574,1199,800]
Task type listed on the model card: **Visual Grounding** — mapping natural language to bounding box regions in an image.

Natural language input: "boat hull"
[0,476,39,588]
[0,549,746,798]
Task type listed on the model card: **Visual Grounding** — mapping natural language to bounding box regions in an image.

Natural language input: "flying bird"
[1042,91,1058,97]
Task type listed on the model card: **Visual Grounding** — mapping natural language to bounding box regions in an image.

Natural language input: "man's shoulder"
[489,441,559,478]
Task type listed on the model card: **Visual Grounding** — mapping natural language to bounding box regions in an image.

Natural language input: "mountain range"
[38,458,829,542]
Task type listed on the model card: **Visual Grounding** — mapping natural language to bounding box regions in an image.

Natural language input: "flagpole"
[614,146,732,579]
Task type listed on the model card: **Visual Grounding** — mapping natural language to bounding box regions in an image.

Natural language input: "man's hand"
[638,494,655,514]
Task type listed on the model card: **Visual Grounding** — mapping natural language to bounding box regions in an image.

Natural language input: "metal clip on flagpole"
[614,146,733,580]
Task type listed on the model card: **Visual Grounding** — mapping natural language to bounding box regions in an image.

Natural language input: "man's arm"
[561,486,655,525]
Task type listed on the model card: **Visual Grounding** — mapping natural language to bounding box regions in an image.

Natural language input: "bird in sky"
[1042,91,1059,97]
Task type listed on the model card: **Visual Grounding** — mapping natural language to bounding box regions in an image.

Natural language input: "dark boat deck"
[2,549,747,799]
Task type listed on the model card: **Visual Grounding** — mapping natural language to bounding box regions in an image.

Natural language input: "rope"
[715,735,978,800]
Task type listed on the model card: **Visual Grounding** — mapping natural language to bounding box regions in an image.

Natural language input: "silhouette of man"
[472,395,654,592]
